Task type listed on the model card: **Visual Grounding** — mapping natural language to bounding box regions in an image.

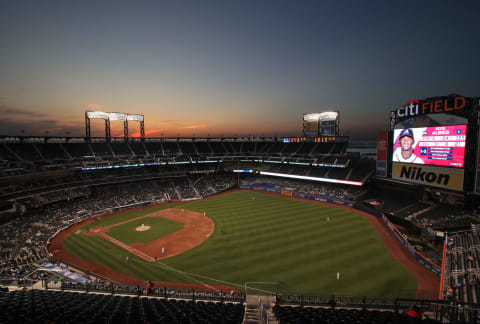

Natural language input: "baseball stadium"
[1,94,480,323]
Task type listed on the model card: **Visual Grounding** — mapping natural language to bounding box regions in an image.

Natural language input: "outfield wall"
[239,184,441,276]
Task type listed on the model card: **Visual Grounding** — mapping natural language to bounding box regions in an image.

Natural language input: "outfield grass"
[107,216,184,244]
[64,191,418,297]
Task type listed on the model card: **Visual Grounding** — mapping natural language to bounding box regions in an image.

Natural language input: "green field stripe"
[88,205,172,227]
[64,190,418,298]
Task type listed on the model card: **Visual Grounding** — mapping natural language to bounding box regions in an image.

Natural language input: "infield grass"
[107,216,184,244]
[64,190,418,297]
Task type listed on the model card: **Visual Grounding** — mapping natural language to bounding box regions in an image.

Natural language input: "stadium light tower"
[85,110,145,141]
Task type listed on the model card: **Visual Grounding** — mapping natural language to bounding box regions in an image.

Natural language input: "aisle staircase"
[243,295,278,324]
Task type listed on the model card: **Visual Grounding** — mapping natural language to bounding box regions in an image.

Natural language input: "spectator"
[406,305,422,319]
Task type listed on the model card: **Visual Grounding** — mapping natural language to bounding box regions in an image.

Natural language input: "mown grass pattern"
[64,191,417,297]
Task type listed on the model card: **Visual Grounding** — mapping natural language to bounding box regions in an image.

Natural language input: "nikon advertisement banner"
[392,163,464,191]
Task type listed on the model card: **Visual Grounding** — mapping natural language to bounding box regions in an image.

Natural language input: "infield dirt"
[83,208,214,261]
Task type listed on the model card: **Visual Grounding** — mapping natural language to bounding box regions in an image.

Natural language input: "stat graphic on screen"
[392,125,466,168]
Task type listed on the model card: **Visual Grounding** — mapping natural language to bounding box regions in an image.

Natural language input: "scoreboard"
[303,112,339,137]
[385,94,480,193]
[392,125,467,168]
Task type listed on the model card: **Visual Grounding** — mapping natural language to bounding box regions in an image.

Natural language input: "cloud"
[0,118,84,136]
[0,105,47,118]
[128,129,166,137]
[159,120,181,124]
[181,124,208,129]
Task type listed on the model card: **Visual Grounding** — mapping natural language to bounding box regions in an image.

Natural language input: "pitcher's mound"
[136,225,151,232]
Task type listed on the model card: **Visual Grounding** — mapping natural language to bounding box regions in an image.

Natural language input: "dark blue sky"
[0,0,479,139]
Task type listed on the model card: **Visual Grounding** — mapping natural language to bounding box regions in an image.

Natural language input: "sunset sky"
[1,1,479,139]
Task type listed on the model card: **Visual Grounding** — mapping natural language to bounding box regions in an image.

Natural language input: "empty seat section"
[312,142,335,154]
[64,143,92,157]
[194,142,212,154]
[35,143,68,160]
[110,143,132,156]
[0,144,20,161]
[229,142,241,154]
[257,142,274,153]
[145,142,164,155]
[282,143,300,154]
[129,142,146,156]
[7,143,42,161]
[209,142,227,154]
[296,142,315,154]
[267,142,286,154]
[327,167,349,179]
[91,143,112,156]
[162,142,179,155]
[0,290,244,324]
[179,142,196,154]
[240,142,255,154]
[331,142,348,154]
[274,305,438,324]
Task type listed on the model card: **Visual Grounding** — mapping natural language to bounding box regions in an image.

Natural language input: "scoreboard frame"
[383,94,480,194]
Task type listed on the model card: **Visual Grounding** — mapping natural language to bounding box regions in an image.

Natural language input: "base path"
[132,208,214,260]
[83,208,214,262]
[48,205,231,291]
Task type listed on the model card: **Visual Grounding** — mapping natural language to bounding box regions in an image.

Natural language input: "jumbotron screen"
[392,125,467,168]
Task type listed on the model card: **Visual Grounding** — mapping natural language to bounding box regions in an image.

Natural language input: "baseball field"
[59,190,430,298]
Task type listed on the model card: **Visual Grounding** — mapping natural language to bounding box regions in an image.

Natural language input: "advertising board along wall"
[392,163,464,191]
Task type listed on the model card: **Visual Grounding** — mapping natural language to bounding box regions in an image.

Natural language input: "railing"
[260,297,269,324]
[276,294,480,323]
[48,281,245,303]
[0,277,38,289]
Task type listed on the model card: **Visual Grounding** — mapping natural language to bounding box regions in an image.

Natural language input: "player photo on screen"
[393,129,424,164]
[392,125,466,168]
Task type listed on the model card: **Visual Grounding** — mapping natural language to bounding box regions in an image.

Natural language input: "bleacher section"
[274,305,439,324]
[194,142,212,155]
[35,143,69,160]
[6,143,42,161]
[178,142,196,155]
[0,138,376,187]
[90,142,111,156]
[209,142,227,155]
[129,142,147,156]
[143,142,160,156]
[110,142,133,156]
[412,206,479,231]
[0,289,244,324]
[65,143,92,158]
[239,142,255,154]
[161,142,179,155]
[393,202,432,219]
[443,229,480,304]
